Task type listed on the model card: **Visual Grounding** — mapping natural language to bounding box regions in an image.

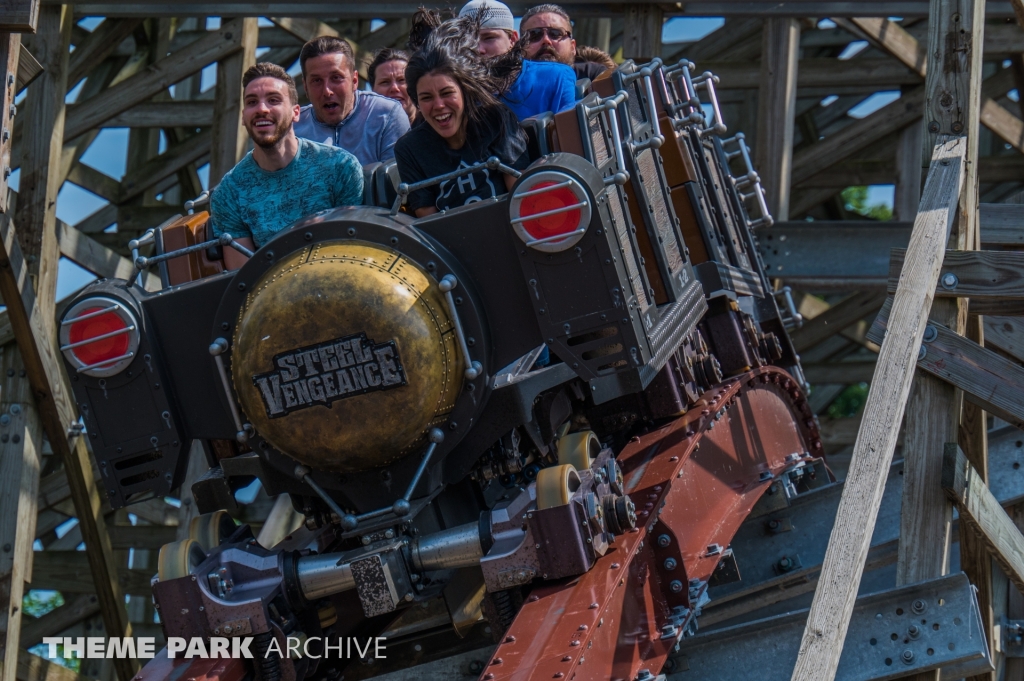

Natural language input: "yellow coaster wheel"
[556,430,600,473]
[157,538,206,581]
[188,510,236,552]
[536,464,582,510]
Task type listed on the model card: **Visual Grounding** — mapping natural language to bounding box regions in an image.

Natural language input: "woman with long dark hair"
[394,15,530,218]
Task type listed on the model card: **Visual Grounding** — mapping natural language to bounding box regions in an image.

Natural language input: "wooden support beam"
[0,196,135,681]
[104,100,213,128]
[789,136,966,681]
[0,0,36,33]
[790,291,887,353]
[64,19,247,141]
[57,221,160,290]
[19,594,99,648]
[710,58,922,91]
[985,316,1024,364]
[888,248,1024,302]
[16,43,40,90]
[67,18,142,86]
[943,443,1024,595]
[834,17,927,77]
[900,12,986,679]
[622,4,661,60]
[979,204,1024,246]
[869,302,1024,431]
[755,18,798,220]
[791,88,925,186]
[16,650,87,681]
[896,121,924,221]
[0,347,43,681]
[209,17,256,187]
[802,361,877,385]
[119,129,209,204]
[268,16,338,42]
[64,162,120,203]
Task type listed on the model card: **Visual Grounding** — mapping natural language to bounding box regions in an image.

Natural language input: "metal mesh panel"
[638,150,683,275]
[627,86,646,131]
[589,115,609,167]
[606,188,649,311]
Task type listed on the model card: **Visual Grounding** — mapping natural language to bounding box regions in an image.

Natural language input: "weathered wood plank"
[790,291,886,353]
[16,42,40,89]
[789,136,966,681]
[67,17,142,86]
[64,19,245,141]
[622,5,662,59]
[981,204,1024,246]
[802,361,876,385]
[755,18,798,219]
[30,550,154,596]
[0,0,37,33]
[16,650,86,681]
[709,58,922,90]
[19,593,100,648]
[209,18,256,186]
[268,16,338,41]
[104,100,213,128]
[57,221,160,290]
[791,87,924,185]
[869,301,1024,430]
[119,130,209,204]
[943,443,1024,595]
[888,248,1024,301]
[985,316,1024,363]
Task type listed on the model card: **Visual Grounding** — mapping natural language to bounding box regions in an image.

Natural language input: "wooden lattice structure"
[0,1,1022,680]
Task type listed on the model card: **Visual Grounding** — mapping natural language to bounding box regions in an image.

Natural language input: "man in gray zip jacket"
[294,36,411,165]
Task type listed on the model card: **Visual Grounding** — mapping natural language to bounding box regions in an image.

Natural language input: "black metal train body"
[58,58,808,679]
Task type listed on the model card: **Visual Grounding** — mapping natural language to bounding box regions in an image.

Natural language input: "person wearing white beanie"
[459,0,519,56]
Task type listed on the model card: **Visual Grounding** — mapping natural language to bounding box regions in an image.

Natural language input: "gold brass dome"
[231,241,462,472]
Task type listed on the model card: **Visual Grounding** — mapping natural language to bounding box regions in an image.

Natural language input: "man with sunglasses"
[460,0,576,120]
[521,4,612,81]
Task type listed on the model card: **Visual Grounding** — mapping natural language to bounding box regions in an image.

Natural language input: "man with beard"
[520,4,613,81]
[293,36,410,165]
[211,63,363,269]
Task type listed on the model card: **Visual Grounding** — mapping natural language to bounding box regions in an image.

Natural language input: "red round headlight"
[60,297,140,377]
[510,171,592,252]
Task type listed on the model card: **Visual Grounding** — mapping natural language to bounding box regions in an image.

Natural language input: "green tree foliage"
[827,382,870,419]
[22,590,64,618]
[841,186,893,221]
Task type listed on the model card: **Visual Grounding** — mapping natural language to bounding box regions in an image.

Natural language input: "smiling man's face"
[242,76,300,148]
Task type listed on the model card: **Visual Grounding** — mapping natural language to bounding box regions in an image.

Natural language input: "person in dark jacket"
[395,15,530,217]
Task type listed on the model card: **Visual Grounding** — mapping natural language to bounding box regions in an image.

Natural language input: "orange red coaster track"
[481,365,822,681]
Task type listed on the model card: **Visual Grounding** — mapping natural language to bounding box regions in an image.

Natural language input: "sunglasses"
[525,27,572,42]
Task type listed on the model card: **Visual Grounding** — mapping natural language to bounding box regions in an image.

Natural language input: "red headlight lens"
[510,171,593,253]
[68,307,131,366]
[519,181,583,240]
[60,297,140,377]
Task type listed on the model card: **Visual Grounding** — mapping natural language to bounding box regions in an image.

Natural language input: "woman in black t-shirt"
[395,16,530,217]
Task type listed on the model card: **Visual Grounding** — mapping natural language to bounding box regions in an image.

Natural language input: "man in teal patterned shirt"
[211,63,363,269]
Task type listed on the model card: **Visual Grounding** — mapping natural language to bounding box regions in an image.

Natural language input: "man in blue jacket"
[459,0,576,121]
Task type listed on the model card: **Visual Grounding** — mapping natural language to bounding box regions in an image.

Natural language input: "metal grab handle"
[774,286,804,329]
[128,231,253,287]
[582,91,630,186]
[392,156,522,216]
[209,337,252,443]
[623,58,666,151]
[665,59,704,126]
[723,132,774,230]
[692,72,727,137]
[184,190,210,215]
[438,274,483,380]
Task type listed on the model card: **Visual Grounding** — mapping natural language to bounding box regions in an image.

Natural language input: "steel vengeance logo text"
[253,333,406,417]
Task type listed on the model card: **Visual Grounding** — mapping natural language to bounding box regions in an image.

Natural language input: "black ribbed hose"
[251,631,281,681]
